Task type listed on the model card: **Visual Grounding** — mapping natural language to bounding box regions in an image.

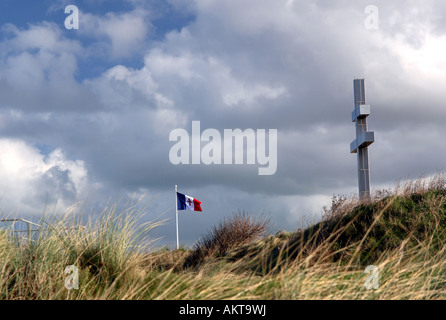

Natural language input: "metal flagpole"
[175,185,179,250]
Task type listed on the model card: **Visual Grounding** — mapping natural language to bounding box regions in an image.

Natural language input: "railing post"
[27,221,31,244]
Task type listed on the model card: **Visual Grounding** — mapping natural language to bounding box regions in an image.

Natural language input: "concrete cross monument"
[350,78,375,200]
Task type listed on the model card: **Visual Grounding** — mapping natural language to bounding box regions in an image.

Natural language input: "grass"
[0,175,445,300]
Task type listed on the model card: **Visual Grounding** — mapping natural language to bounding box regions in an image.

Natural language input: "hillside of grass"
[224,184,446,275]
[0,176,445,299]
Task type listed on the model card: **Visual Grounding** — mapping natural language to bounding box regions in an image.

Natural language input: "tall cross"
[350,78,375,200]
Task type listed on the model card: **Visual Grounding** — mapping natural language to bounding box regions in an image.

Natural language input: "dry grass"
[0,175,445,300]
[183,212,270,269]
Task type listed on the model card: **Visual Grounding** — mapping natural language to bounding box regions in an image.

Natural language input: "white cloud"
[142,49,287,110]
[144,48,201,81]
[1,22,82,54]
[0,22,97,112]
[81,10,151,58]
[391,34,446,80]
[85,64,159,109]
[0,139,88,216]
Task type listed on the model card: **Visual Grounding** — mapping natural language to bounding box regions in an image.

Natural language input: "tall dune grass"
[0,176,445,300]
[0,200,164,299]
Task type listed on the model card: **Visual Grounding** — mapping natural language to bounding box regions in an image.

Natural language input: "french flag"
[177,192,202,212]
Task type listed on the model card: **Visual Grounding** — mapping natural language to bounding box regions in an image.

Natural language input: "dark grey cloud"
[1,0,446,246]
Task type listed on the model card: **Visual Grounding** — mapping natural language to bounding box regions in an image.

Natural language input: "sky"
[0,0,445,248]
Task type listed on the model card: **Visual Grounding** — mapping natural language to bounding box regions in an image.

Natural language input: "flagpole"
[175,184,179,250]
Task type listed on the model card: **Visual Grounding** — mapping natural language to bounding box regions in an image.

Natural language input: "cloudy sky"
[0,0,445,247]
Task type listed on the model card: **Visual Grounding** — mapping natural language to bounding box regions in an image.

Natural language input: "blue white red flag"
[177,192,202,212]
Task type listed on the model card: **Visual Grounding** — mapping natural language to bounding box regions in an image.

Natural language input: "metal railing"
[0,218,85,244]
[0,218,42,243]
